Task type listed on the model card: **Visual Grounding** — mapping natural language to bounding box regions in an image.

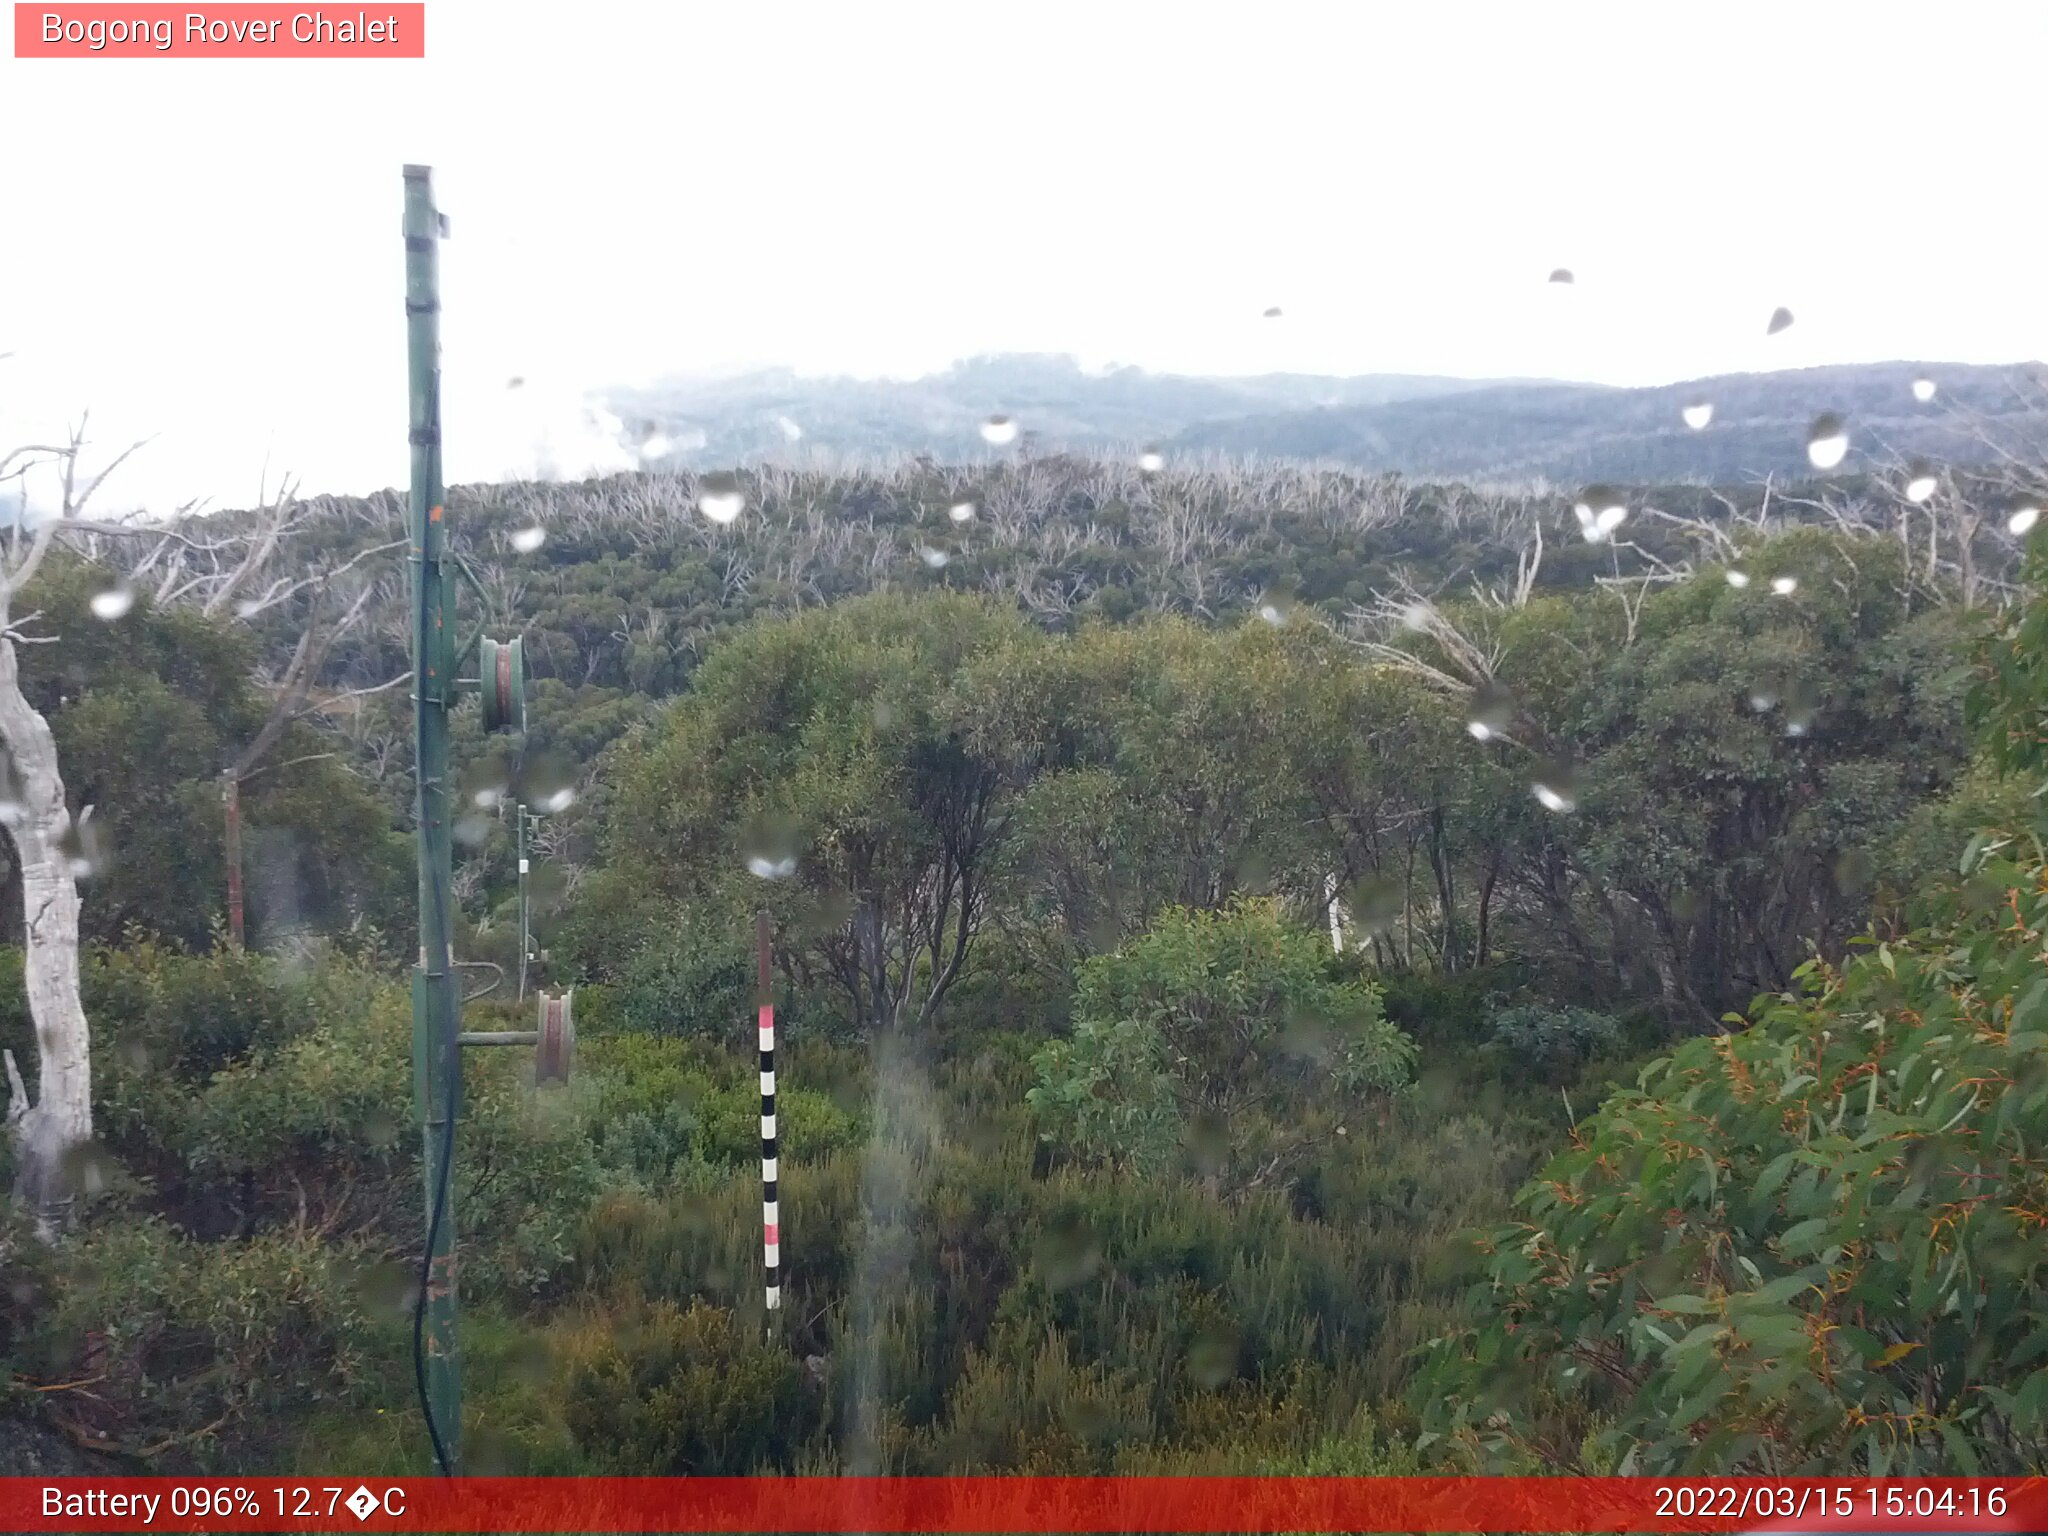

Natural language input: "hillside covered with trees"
[596,354,2048,487]
[2,438,2046,1479]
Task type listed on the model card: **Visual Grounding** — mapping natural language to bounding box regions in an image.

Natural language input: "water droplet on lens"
[461,756,512,811]
[1399,601,1432,631]
[639,430,673,460]
[1062,1397,1114,1444]
[917,545,950,569]
[1255,584,1298,628]
[742,811,801,881]
[234,597,264,618]
[776,415,804,442]
[1835,847,1875,897]
[60,1140,115,1197]
[89,584,133,621]
[1344,873,1404,934]
[1279,1010,1335,1064]
[947,500,976,524]
[1771,575,1799,595]
[511,524,547,553]
[1033,1211,1102,1291]
[2009,506,2040,536]
[353,1259,417,1317]
[518,749,578,816]
[1806,413,1849,470]
[1783,678,1821,735]
[528,860,569,911]
[1905,464,1938,504]
[697,472,745,524]
[979,415,1018,446]
[1572,485,1627,542]
[503,1334,554,1389]
[1682,400,1714,430]
[454,814,493,847]
[1466,681,1516,741]
[1186,1322,1239,1388]
[1725,569,1751,589]
[1548,268,1574,285]
[1531,760,1579,814]
[1138,447,1165,474]
[1184,1110,1229,1176]
[506,376,525,390]
[1767,306,1794,335]
[1912,377,1937,403]
[59,816,108,880]
[1262,306,1283,319]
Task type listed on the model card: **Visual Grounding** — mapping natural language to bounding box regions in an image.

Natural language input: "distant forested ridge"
[598,353,2046,485]
[1174,361,2048,483]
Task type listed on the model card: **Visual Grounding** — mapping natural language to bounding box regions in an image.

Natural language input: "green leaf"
[1747,1270,1820,1307]
[1658,1293,1714,1316]
[1777,1217,1832,1257]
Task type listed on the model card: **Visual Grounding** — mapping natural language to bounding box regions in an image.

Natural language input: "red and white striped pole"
[756,910,780,1319]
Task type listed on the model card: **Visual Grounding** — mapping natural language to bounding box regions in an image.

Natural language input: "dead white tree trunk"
[0,414,140,1233]
[0,617,89,1232]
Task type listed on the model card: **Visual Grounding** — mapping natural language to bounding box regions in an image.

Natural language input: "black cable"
[412,1057,459,1477]
[413,838,459,1476]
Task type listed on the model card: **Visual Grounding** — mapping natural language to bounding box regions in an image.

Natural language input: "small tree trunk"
[223,777,244,947]
[1474,857,1499,970]
[0,633,92,1234]
[1959,511,1980,610]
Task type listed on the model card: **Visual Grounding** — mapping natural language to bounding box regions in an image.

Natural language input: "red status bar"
[5,1476,2046,1533]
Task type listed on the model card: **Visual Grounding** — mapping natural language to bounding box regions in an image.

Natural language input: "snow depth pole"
[516,802,530,1002]
[757,909,781,1325]
[403,162,463,1475]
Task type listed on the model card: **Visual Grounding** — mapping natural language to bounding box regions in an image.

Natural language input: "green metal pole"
[403,163,462,1474]
[517,804,529,1003]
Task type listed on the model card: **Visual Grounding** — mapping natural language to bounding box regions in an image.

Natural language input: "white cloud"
[2,0,2044,510]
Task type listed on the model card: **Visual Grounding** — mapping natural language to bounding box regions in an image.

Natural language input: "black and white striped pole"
[756,909,781,1324]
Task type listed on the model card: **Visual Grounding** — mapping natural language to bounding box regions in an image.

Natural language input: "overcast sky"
[3,0,2045,511]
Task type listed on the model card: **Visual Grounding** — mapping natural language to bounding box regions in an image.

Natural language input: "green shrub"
[604,929,751,1039]
[555,1298,821,1472]
[1417,842,2048,1474]
[84,950,600,1295]
[1481,1002,1623,1086]
[1029,900,1412,1193]
[1376,963,1532,1049]
[580,1032,866,1182]
[23,1219,377,1459]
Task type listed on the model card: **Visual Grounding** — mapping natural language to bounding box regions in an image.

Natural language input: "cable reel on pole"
[477,635,525,734]
[456,989,575,1086]
[536,990,575,1083]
